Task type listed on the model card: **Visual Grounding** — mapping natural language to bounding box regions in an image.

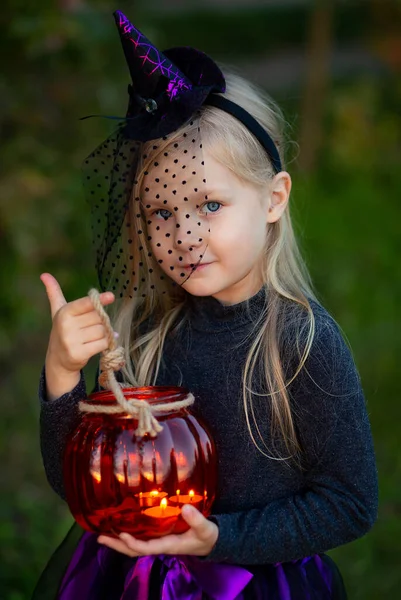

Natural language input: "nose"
[173,212,209,253]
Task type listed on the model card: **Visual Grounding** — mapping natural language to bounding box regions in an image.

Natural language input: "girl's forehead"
[140,144,208,204]
[140,144,241,205]
[143,153,203,184]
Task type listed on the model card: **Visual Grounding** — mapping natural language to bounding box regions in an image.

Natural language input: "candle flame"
[189,490,194,497]
[150,490,159,497]
[160,498,167,508]
[91,469,101,483]
[176,489,180,495]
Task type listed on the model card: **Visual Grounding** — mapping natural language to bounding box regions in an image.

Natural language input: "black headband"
[80,95,283,175]
[204,95,282,174]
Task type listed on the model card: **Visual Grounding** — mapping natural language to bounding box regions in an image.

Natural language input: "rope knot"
[135,402,163,438]
[78,288,195,438]
[98,346,125,389]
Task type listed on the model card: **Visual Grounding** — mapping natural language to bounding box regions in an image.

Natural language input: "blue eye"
[203,201,221,213]
[155,208,172,220]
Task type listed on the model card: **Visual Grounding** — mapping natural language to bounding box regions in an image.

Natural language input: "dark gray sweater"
[38,288,378,565]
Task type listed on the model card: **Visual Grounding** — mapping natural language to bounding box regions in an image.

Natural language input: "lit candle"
[135,490,168,507]
[143,497,181,519]
[168,489,203,507]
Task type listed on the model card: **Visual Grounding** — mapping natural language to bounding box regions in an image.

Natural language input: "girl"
[34,9,378,599]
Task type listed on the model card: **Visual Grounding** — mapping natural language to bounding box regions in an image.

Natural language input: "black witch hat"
[113,9,226,141]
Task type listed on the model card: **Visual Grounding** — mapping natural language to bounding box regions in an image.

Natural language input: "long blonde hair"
[109,69,319,469]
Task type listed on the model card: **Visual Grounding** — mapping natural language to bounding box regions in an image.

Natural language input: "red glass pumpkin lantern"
[63,386,217,540]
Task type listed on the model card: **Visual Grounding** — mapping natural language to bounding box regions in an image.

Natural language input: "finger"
[40,273,68,320]
[97,535,138,557]
[79,324,107,344]
[79,338,110,356]
[40,273,115,319]
[68,292,115,317]
[181,505,211,540]
[119,532,183,556]
[75,311,106,329]
[76,313,119,340]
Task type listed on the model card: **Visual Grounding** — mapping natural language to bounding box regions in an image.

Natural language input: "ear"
[266,171,292,223]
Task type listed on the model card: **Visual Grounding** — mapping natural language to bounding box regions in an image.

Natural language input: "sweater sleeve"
[202,313,379,565]
[38,365,99,500]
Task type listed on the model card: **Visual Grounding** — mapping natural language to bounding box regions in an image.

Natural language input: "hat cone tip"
[113,10,131,33]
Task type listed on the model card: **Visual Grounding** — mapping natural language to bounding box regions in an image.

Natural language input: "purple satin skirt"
[32,524,348,600]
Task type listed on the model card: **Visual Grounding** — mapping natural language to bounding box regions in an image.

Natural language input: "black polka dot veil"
[81,10,283,299]
[82,113,211,299]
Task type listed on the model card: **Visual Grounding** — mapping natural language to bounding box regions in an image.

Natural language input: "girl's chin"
[180,277,224,297]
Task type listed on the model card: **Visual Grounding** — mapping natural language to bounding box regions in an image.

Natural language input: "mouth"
[181,262,212,272]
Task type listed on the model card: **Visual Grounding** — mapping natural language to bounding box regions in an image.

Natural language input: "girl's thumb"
[40,273,67,320]
[181,504,203,528]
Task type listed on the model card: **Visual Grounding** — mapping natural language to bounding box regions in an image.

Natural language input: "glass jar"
[63,386,217,540]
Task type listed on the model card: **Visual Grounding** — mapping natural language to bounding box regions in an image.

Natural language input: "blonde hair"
[109,68,319,469]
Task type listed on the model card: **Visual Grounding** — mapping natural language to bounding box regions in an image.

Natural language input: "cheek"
[212,211,266,258]
[148,231,185,283]
[148,222,172,256]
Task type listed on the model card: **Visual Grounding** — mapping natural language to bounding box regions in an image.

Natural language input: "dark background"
[1,0,400,598]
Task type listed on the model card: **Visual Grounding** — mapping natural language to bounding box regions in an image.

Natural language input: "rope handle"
[78,289,194,437]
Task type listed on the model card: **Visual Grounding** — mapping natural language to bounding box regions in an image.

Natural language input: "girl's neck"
[185,285,267,332]
[209,274,264,306]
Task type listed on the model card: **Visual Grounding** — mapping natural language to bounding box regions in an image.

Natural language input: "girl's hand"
[97,505,219,557]
[41,272,115,375]
[40,272,116,400]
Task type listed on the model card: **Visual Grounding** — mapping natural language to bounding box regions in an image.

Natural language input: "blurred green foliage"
[1,1,400,598]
